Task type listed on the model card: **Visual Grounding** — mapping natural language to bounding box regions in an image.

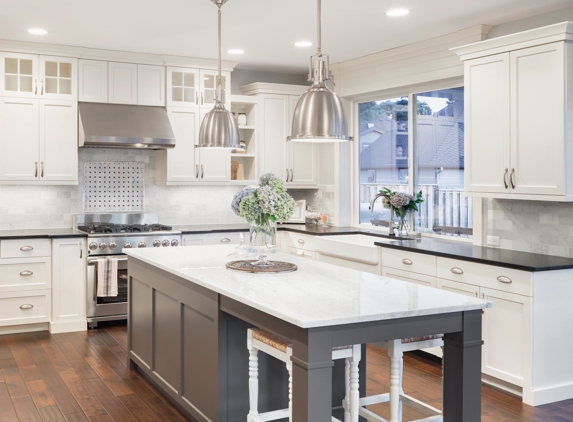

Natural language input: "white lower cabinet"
[382,267,436,287]
[0,290,51,326]
[182,231,247,246]
[50,238,87,334]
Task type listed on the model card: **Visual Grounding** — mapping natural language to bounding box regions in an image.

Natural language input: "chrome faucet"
[369,193,395,236]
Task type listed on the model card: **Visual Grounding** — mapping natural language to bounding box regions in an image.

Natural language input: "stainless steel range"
[74,213,182,328]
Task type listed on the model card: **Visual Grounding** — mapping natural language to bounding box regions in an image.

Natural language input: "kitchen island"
[124,245,491,422]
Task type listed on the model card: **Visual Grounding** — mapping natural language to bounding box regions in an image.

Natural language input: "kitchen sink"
[314,234,388,265]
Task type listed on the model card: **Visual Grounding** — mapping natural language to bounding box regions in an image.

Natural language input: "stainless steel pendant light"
[197,0,240,148]
[287,0,352,143]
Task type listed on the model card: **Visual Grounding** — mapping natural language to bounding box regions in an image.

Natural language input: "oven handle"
[88,257,128,266]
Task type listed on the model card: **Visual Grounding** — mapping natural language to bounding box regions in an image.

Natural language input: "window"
[358,88,472,238]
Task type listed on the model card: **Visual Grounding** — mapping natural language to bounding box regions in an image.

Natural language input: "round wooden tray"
[226,260,298,273]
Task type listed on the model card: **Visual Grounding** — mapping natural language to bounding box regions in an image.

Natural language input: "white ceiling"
[0,0,571,73]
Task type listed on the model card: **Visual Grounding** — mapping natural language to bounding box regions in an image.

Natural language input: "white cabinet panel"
[163,107,200,183]
[464,53,510,194]
[260,94,289,181]
[0,258,51,292]
[0,98,39,181]
[39,56,77,100]
[436,277,479,298]
[138,64,165,106]
[0,239,51,258]
[198,148,231,182]
[79,59,108,103]
[40,100,78,181]
[510,43,565,195]
[0,52,39,98]
[50,238,87,333]
[108,62,137,105]
[0,290,51,326]
[200,70,230,109]
[382,267,436,287]
[288,95,318,186]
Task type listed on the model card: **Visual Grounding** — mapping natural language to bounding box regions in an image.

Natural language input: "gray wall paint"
[488,6,573,39]
[231,68,308,94]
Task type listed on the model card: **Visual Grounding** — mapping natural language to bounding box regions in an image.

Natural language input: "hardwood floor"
[0,322,571,421]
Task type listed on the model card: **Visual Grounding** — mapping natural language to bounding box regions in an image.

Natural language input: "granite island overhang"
[124,245,491,422]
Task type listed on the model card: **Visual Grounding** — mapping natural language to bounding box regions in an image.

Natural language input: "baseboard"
[523,383,573,406]
[49,319,87,334]
[0,322,49,335]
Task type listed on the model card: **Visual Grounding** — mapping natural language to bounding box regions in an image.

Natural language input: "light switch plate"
[487,236,501,247]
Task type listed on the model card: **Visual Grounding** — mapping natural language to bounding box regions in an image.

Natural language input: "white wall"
[487,6,573,39]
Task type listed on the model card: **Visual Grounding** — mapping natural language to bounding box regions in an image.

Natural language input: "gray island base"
[124,245,491,422]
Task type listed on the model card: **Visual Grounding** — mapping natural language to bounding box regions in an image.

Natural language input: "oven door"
[87,256,128,320]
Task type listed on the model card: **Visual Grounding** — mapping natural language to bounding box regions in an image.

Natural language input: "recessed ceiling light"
[28,28,48,35]
[295,41,313,47]
[227,49,244,55]
[386,8,410,17]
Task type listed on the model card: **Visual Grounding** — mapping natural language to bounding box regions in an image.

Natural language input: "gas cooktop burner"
[78,223,173,234]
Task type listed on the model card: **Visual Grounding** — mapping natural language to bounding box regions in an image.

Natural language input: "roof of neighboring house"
[360,101,464,170]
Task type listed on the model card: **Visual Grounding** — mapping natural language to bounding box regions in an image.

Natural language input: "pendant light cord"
[218,5,222,104]
[317,0,322,56]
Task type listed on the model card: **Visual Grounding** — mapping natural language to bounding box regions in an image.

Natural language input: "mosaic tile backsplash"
[0,148,321,230]
[483,198,573,258]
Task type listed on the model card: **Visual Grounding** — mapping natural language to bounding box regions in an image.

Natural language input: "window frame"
[350,78,479,243]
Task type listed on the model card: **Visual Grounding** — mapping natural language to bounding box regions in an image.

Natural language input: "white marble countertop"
[124,245,492,329]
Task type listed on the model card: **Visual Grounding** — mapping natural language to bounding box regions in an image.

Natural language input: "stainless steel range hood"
[78,103,176,149]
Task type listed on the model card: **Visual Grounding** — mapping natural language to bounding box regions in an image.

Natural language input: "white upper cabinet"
[78,59,108,103]
[137,64,165,106]
[0,98,77,184]
[167,67,200,108]
[454,22,573,201]
[252,85,318,188]
[108,62,138,105]
[0,53,77,100]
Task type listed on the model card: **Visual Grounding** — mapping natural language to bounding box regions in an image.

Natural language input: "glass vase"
[248,220,278,266]
[394,209,410,238]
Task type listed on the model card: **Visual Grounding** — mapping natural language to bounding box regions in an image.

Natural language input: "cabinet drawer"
[284,232,316,252]
[381,249,436,276]
[1,239,51,258]
[0,258,51,292]
[437,257,532,296]
[287,246,316,260]
[0,289,51,326]
[208,231,247,245]
[382,267,437,288]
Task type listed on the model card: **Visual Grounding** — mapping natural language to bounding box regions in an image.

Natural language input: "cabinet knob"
[497,276,512,284]
[20,304,33,310]
[450,267,464,275]
[220,238,231,243]
[474,292,478,297]
[19,271,33,276]
[20,246,34,251]
[402,258,413,265]
[298,239,305,244]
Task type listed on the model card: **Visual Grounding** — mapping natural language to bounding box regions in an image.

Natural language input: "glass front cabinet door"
[0,53,77,100]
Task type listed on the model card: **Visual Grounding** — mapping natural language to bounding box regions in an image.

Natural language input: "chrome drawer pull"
[474,292,478,297]
[20,304,33,310]
[220,238,231,243]
[497,276,512,284]
[298,239,305,244]
[402,258,413,265]
[19,271,33,276]
[20,246,34,251]
[450,267,464,275]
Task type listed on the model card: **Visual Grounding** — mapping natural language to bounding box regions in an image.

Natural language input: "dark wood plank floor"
[0,322,572,421]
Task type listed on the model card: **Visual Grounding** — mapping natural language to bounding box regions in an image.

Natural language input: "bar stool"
[247,328,362,422]
[359,336,444,422]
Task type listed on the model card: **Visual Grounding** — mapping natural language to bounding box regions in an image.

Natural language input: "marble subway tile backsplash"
[0,148,325,230]
[484,198,573,258]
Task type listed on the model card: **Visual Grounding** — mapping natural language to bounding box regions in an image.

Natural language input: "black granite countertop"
[371,236,573,272]
[0,228,87,240]
[2,224,572,272]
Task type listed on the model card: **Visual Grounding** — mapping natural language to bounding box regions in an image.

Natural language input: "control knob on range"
[108,242,117,250]
[124,243,132,249]
[99,243,107,250]
[153,240,161,248]
[171,239,179,247]
[138,241,146,248]
[88,242,98,251]
[162,240,170,247]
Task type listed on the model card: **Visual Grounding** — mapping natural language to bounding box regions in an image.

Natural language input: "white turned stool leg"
[287,360,293,422]
[350,358,360,422]
[344,358,350,422]
[388,340,402,422]
[247,329,259,422]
